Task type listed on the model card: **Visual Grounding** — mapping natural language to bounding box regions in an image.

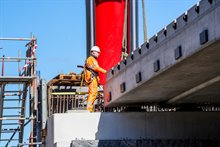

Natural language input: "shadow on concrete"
[94,112,220,147]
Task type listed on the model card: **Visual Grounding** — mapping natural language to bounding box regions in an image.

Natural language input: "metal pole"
[19,83,28,144]
[0,139,18,141]
[2,55,5,76]
[0,57,36,63]
[0,57,36,60]
[4,93,21,96]
[0,117,35,120]
[40,79,47,130]
[30,36,38,147]
[0,84,5,140]
[130,0,139,51]
[142,0,148,42]
[0,38,34,41]
[6,127,19,147]
[18,142,42,146]
[85,0,95,57]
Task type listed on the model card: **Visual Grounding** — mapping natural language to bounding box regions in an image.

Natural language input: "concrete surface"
[46,112,220,146]
[70,139,220,147]
[104,0,220,106]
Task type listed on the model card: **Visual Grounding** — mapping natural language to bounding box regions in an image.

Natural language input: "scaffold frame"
[0,36,40,146]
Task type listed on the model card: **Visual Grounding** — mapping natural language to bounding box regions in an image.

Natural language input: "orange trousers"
[87,78,98,112]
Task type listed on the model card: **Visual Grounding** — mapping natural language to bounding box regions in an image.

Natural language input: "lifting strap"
[121,0,128,60]
[142,0,148,42]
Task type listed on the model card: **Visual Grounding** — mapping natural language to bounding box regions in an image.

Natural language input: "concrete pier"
[46,112,220,146]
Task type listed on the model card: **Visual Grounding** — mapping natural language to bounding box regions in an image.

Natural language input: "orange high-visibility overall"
[85,56,106,112]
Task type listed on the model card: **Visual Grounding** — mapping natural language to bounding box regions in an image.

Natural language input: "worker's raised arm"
[96,66,106,74]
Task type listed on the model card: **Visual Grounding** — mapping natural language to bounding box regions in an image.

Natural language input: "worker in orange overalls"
[85,46,106,112]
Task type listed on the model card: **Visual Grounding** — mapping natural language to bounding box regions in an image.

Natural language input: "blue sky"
[0,0,198,145]
[0,0,198,81]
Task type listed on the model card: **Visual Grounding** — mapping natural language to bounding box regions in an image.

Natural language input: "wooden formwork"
[47,73,88,115]
[47,73,105,115]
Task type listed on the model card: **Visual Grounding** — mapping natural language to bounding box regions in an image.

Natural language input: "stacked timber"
[47,73,83,86]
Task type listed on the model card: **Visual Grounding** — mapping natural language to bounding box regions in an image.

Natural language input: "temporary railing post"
[29,35,38,147]
[2,55,5,76]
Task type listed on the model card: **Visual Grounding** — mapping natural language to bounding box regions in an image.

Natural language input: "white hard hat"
[90,46,100,53]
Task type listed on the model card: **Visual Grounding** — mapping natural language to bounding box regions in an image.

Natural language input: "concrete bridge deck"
[104,0,220,107]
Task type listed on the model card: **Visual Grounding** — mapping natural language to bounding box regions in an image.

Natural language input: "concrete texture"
[104,0,220,106]
[70,139,220,147]
[46,112,220,146]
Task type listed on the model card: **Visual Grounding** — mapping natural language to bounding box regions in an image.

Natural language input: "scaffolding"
[0,37,39,146]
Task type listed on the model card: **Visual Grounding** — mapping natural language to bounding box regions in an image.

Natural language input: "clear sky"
[0,0,198,146]
[0,0,198,81]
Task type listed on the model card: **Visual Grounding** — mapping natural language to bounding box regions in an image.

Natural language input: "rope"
[142,0,148,42]
[121,0,128,60]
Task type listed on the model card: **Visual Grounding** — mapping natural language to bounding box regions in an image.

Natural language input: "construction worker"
[85,46,106,112]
